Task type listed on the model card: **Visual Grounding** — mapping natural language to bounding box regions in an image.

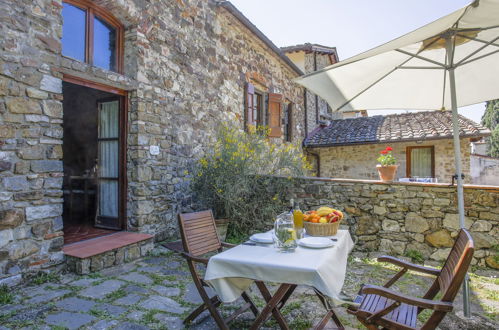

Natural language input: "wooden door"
[95,98,121,229]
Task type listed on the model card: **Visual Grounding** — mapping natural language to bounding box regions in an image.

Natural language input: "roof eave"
[303,132,491,149]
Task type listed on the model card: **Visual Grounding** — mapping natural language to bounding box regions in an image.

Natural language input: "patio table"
[205,229,354,329]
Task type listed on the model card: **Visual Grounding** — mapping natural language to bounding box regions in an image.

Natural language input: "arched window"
[62,0,124,73]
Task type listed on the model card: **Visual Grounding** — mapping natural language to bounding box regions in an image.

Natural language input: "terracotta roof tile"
[304,110,490,147]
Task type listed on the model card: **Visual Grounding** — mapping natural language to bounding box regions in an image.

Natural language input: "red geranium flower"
[380,150,388,155]
[386,146,393,151]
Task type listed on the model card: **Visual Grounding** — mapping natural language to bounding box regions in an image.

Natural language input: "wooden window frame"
[268,93,283,138]
[244,81,285,139]
[406,146,435,178]
[244,82,267,129]
[63,0,124,73]
[62,74,128,231]
[283,102,293,142]
[244,82,255,129]
[253,89,265,126]
[63,74,127,95]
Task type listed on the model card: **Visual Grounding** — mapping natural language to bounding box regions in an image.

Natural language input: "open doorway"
[62,81,126,244]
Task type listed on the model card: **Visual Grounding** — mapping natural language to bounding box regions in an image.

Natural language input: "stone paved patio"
[0,245,497,329]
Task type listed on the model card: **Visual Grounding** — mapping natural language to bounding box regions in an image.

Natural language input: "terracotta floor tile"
[64,223,116,245]
[63,232,153,258]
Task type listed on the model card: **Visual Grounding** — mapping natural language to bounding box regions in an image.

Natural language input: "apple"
[332,210,344,220]
[329,215,339,223]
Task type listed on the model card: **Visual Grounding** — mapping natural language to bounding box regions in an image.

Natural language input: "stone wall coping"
[471,153,499,160]
[290,175,499,191]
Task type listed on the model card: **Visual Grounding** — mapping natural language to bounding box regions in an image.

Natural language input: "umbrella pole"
[447,38,471,318]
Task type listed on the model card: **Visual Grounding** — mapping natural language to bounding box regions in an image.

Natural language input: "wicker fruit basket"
[304,220,341,237]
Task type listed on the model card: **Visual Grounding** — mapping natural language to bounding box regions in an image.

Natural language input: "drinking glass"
[293,209,304,239]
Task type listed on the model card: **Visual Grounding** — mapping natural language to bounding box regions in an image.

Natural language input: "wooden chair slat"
[181,210,212,221]
[411,305,418,327]
[183,215,214,224]
[372,294,382,312]
[396,302,406,324]
[360,294,373,310]
[191,244,222,256]
[185,220,213,229]
[184,227,214,235]
[185,226,216,236]
[184,230,214,241]
[189,241,220,253]
[388,299,401,321]
[376,296,388,313]
[184,220,215,231]
[368,294,379,312]
[185,231,218,243]
[189,244,219,254]
[188,238,220,248]
[366,294,380,312]
[189,236,221,250]
[184,213,212,219]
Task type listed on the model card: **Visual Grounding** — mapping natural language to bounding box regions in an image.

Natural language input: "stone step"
[63,232,154,274]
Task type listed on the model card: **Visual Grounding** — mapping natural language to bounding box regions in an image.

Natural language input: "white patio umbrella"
[295,0,499,317]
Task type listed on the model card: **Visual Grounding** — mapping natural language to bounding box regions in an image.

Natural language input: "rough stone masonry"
[0,0,312,284]
[288,177,498,269]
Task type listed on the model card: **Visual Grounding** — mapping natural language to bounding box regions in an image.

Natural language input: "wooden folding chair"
[348,229,474,330]
[178,210,259,329]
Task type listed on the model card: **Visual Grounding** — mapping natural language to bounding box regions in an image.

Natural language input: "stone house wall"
[126,1,306,239]
[310,138,472,184]
[288,177,498,269]
[0,0,67,285]
[0,0,307,283]
[303,53,332,132]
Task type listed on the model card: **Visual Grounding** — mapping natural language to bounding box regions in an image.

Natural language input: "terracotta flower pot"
[376,164,398,182]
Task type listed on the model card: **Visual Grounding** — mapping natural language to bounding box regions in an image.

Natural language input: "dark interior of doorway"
[62,82,117,245]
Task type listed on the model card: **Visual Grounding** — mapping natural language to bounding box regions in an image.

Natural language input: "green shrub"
[191,125,310,236]
[30,271,60,285]
[405,249,425,264]
[0,285,13,305]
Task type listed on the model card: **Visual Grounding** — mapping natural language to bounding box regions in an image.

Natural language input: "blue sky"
[230,0,486,124]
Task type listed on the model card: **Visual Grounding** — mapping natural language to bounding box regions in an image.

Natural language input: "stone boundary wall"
[287,177,498,269]
[471,154,499,186]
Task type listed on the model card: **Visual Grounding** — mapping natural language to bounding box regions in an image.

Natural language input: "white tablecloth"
[205,229,354,305]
